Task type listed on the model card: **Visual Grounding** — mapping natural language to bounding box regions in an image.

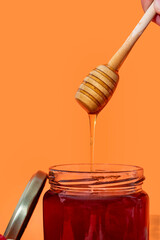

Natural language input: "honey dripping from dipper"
[76,2,156,170]
[88,114,97,170]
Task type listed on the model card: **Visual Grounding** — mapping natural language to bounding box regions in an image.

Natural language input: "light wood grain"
[108,2,155,70]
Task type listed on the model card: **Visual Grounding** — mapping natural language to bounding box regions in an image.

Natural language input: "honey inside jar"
[43,164,149,240]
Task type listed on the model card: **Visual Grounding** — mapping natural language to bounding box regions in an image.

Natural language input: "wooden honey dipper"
[75,2,156,114]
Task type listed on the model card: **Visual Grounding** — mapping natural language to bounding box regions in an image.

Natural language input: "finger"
[154,0,160,14]
[141,0,160,25]
[141,0,153,11]
[154,14,160,25]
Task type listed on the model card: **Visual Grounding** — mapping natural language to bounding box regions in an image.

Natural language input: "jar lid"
[3,171,47,240]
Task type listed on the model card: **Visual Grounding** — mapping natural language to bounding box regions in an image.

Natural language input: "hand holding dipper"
[141,0,160,25]
[75,1,158,114]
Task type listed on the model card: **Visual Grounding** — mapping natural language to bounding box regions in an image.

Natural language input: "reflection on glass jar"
[43,164,149,240]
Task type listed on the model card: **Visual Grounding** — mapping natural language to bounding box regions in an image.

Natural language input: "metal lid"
[4,171,48,240]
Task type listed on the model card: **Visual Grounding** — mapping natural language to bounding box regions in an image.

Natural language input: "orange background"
[0,0,160,239]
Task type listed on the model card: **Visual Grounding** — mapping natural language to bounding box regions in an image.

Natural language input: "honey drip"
[89,114,97,171]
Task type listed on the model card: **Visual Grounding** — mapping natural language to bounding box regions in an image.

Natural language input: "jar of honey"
[43,164,149,240]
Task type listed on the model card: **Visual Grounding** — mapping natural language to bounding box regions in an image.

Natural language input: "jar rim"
[49,163,143,174]
[49,164,144,195]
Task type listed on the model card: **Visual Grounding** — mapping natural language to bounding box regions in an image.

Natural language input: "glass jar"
[43,164,149,240]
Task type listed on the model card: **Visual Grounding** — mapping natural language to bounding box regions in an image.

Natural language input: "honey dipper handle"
[108,2,156,70]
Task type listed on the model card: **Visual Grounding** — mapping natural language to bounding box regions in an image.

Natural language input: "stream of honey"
[88,114,97,170]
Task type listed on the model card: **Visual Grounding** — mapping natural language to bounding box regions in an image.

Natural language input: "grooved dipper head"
[75,64,119,114]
